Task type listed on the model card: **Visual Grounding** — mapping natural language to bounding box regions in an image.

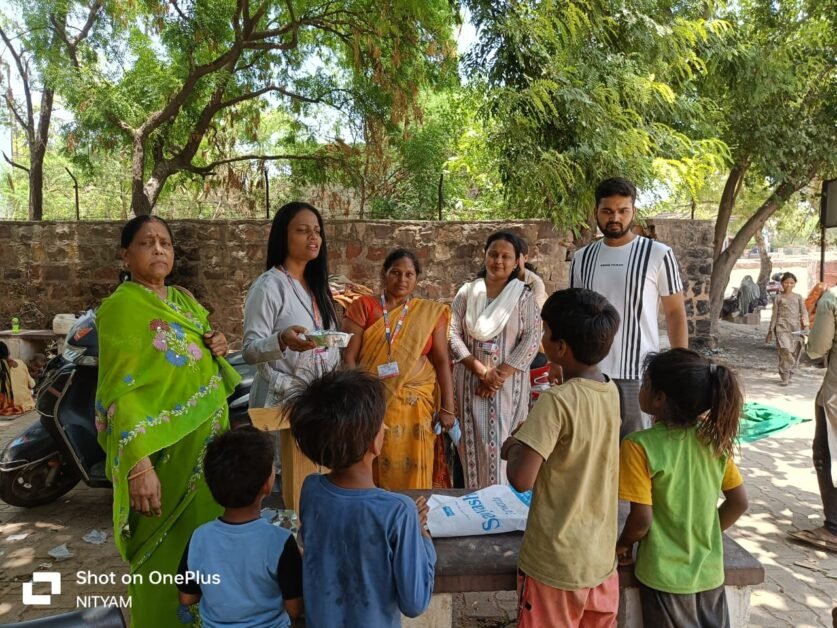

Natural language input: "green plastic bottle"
[11,317,20,334]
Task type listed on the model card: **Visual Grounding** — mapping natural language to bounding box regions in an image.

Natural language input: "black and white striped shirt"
[570,236,683,380]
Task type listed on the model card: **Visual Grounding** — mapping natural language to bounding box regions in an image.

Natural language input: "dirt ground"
[0,312,835,626]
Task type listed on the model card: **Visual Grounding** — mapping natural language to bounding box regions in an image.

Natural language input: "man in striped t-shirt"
[570,177,688,437]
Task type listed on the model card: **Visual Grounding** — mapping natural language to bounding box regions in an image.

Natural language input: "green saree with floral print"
[96,282,240,627]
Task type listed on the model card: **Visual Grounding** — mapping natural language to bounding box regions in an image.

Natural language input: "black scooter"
[0,311,254,508]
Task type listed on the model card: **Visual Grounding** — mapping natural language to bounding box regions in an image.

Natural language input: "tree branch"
[248,0,270,27]
[107,113,137,137]
[48,13,76,66]
[137,47,244,141]
[185,153,330,176]
[722,173,814,266]
[168,0,189,22]
[218,84,328,110]
[0,25,34,134]
[3,90,30,132]
[50,2,99,70]
[249,21,298,41]
[3,151,30,174]
[241,38,300,51]
[75,1,103,45]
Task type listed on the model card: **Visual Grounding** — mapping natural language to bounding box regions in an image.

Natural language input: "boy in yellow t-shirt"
[501,288,622,627]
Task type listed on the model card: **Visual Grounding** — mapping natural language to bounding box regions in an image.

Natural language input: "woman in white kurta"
[449,232,541,489]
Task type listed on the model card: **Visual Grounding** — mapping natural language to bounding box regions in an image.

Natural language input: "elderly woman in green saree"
[95,216,239,626]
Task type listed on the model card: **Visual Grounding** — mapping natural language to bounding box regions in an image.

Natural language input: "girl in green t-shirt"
[616,349,749,627]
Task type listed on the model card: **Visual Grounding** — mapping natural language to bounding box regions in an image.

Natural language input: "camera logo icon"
[22,572,61,605]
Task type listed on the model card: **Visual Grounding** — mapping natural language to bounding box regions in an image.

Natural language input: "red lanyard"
[279,266,322,330]
[380,294,410,361]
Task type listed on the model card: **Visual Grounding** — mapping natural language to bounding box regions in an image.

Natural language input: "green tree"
[53,0,457,215]
[346,88,504,219]
[462,0,728,229]
[0,0,102,220]
[702,0,837,329]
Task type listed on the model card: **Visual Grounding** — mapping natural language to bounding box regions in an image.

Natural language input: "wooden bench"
[403,489,764,627]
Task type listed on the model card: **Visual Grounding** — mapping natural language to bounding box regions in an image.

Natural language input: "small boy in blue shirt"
[287,369,437,627]
[176,427,302,627]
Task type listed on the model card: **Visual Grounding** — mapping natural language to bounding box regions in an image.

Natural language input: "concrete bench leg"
[403,594,453,628]
[619,585,752,627]
[406,586,751,627]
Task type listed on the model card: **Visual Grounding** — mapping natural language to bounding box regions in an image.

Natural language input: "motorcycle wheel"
[0,459,81,507]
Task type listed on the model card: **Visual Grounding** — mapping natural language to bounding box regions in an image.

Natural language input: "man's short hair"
[287,369,385,471]
[541,288,620,365]
[595,177,637,206]
[204,426,274,508]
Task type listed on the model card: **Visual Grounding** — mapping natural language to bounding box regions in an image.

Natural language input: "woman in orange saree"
[342,249,455,490]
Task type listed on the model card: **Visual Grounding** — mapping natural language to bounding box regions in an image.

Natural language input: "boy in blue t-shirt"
[176,427,302,627]
[286,369,437,628]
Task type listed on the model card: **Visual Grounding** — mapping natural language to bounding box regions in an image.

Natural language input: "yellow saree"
[358,298,449,490]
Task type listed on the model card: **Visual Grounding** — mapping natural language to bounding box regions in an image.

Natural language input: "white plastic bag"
[427,484,532,538]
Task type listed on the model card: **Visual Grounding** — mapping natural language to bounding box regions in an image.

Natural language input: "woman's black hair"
[477,231,522,285]
[265,201,337,330]
[383,248,421,275]
[780,272,797,283]
[120,215,174,249]
[516,236,538,273]
[0,341,11,400]
[643,348,742,458]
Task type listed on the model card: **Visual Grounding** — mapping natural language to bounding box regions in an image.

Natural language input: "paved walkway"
[725,368,836,628]
[1,325,835,625]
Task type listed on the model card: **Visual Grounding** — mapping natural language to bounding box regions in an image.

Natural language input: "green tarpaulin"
[739,402,811,443]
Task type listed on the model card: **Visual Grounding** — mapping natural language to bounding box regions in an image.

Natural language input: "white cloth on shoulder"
[464,278,526,342]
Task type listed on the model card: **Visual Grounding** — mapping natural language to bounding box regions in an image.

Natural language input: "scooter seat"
[1,607,125,628]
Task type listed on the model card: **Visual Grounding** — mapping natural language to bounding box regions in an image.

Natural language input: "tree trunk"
[131,134,152,215]
[755,231,772,300]
[131,183,152,216]
[28,160,45,221]
[713,161,747,260]
[27,88,54,221]
[709,176,811,336]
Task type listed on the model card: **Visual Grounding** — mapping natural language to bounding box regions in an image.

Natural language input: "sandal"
[787,528,837,553]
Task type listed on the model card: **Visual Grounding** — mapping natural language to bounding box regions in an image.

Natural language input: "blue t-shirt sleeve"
[391,498,437,618]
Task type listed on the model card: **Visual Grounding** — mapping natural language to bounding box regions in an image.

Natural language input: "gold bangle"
[439,408,456,416]
[128,466,154,481]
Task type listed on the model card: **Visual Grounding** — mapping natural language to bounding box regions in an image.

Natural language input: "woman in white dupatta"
[450,232,541,489]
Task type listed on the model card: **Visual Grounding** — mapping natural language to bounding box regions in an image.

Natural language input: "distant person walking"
[570,177,688,437]
[766,272,808,386]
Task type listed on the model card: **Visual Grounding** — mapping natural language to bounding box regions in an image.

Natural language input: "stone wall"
[650,219,714,342]
[0,218,713,347]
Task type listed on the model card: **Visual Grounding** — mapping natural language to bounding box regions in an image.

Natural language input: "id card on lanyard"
[476,338,499,368]
[377,294,410,380]
[280,266,327,356]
